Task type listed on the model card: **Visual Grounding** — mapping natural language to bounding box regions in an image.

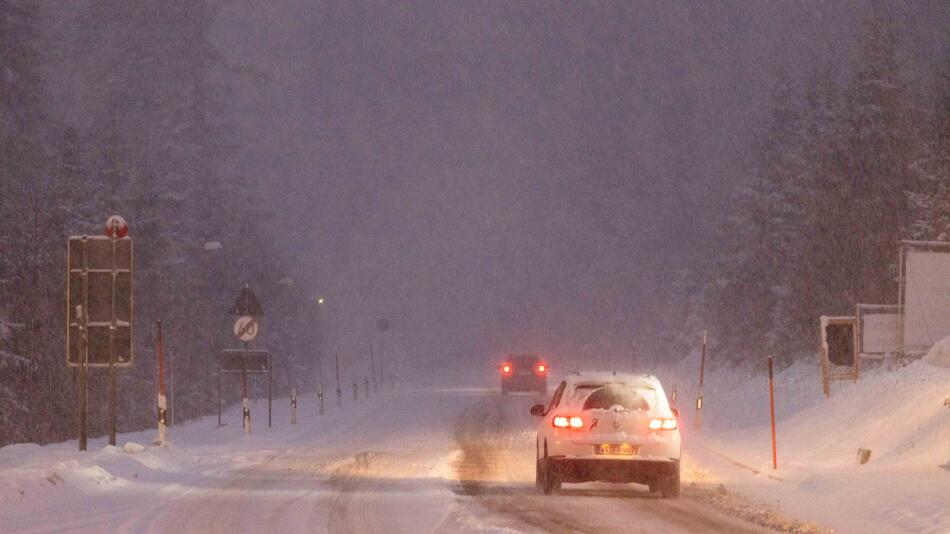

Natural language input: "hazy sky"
[212,1,950,382]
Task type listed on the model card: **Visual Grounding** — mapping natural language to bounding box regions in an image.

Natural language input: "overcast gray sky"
[211,0,950,383]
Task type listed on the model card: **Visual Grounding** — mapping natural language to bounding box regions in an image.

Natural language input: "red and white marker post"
[156,320,167,446]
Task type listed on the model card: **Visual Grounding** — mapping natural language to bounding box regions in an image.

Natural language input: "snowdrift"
[675,354,950,534]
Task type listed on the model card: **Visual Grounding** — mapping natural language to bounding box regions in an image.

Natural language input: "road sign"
[218,349,271,373]
[105,215,129,238]
[233,316,259,342]
[230,286,263,316]
[66,235,133,366]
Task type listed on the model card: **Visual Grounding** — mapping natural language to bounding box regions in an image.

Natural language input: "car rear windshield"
[510,355,539,366]
[579,384,655,411]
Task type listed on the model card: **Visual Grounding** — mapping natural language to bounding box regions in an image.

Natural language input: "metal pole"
[217,353,222,427]
[318,385,325,416]
[168,349,175,426]
[768,355,778,470]
[370,344,377,392]
[335,353,342,407]
[291,387,297,425]
[157,320,167,445]
[108,224,118,446]
[268,354,272,428]
[242,341,250,435]
[379,332,384,389]
[78,236,89,452]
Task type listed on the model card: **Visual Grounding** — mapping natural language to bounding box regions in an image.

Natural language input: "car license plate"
[596,443,637,456]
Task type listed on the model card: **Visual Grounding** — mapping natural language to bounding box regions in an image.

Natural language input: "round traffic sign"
[234,316,259,342]
[105,215,129,238]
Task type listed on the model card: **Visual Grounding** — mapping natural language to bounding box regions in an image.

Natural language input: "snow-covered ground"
[662,349,950,534]
[1,350,946,533]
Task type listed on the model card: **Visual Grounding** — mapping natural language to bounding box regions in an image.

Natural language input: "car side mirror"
[530,404,546,416]
[671,408,680,418]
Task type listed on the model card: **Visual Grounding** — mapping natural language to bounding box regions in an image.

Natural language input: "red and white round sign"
[105,215,129,238]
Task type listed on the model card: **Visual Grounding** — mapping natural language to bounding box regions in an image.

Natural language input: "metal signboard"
[819,315,857,397]
[67,236,133,366]
[230,286,264,316]
[219,349,271,374]
[898,240,950,358]
[856,304,899,358]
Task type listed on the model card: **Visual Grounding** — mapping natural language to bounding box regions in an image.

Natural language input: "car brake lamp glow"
[553,415,584,429]
[537,364,546,373]
[649,418,677,431]
[501,364,511,375]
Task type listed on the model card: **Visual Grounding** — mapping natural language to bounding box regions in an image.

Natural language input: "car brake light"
[501,364,512,375]
[537,364,546,373]
[649,418,677,431]
[553,415,583,429]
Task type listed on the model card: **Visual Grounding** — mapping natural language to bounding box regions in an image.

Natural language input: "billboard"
[856,304,899,358]
[66,236,133,366]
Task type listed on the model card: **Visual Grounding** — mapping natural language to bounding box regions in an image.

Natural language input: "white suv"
[530,372,681,497]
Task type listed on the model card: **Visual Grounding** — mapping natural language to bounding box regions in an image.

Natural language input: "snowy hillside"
[667,353,950,534]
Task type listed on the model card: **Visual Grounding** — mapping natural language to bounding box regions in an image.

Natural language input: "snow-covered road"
[1,387,807,533]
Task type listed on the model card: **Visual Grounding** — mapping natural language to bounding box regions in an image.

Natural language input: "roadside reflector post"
[768,355,778,470]
[268,353,272,428]
[291,387,297,425]
[696,329,707,432]
[156,320,167,445]
[364,377,370,398]
[317,385,325,416]
[243,398,251,436]
[335,353,343,408]
[353,380,358,402]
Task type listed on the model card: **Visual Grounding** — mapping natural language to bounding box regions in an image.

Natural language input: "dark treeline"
[679,16,950,367]
[0,1,322,446]
[2,2,949,446]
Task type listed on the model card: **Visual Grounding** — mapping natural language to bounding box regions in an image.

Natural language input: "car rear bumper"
[502,374,546,391]
[546,457,678,484]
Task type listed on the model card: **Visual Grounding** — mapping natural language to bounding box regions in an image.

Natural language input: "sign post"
[377,318,390,389]
[67,216,133,451]
[335,353,342,407]
[230,285,264,436]
[291,387,297,425]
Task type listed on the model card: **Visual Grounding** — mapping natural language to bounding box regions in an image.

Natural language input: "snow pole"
[156,320,167,446]
[695,329,707,432]
[364,377,370,398]
[317,385,325,416]
[242,341,251,436]
[768,355,778,470]
[335,353,342,408]
[291,387,297,425]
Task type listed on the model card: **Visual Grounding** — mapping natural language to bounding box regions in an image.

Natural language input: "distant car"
[530,372,681,497]
[499,354,548,395]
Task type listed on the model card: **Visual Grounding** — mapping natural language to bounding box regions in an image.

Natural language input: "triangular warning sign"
[230,286,264,316]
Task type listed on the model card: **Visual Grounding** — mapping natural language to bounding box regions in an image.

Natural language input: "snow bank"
[923,335,950,368]
[674,356,950,534]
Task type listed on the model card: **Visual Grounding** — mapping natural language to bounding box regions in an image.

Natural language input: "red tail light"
[501,364,512,375]
[553,415,584,429]
[536,363,546,374]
